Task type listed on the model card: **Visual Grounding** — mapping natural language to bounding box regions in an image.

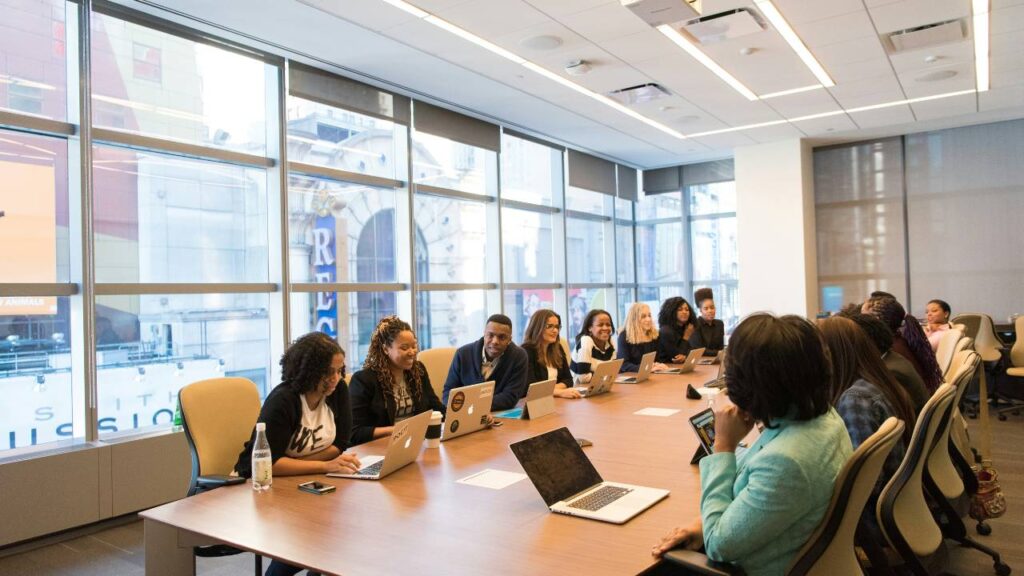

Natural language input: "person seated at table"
[844,312,929,414]
[863,295,943,393]
[521,309,579,399]
[349,316,443,446]
[651,313,852,576]
[570,309,616,386]
[442,313,529,412]
[818,316,915,541]
[233,332,361,576]
[924,299,954,352]
[656,296,696,364]
[617,302,668,373]
[689,287,725,356]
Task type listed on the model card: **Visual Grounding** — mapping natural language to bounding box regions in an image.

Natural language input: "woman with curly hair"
[862,295,943,392]
[349,316,443,445]
[656,296,696,363]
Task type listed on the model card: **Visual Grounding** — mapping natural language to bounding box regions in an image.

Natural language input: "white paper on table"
[456,469,528,490]
[696,387,721,396]
[633,407,680,417]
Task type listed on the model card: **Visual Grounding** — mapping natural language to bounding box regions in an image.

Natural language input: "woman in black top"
[657,296,696,363]
[349,316,443,445]
[689,287,725,356]
[617,302,669,373]
[521,309,577,399]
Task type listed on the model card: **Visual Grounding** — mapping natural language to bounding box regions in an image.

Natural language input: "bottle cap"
[256,422,266,431]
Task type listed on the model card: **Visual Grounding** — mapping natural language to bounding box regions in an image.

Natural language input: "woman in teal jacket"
[653,314,853,576]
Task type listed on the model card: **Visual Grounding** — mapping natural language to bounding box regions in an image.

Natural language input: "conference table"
[141,365,729,575]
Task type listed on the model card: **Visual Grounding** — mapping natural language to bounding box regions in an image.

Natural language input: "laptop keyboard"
[357,460,384,476]
[567,485,632,511]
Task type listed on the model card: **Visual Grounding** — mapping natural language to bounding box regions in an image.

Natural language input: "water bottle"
[251,422,272,491]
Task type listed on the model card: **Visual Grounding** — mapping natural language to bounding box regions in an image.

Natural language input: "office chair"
[178,377,263,575]
[927,353,980,517]
[662,418,906,576]
[992,315,1024,421]
[418,347,457,400]
[934,329,963,381]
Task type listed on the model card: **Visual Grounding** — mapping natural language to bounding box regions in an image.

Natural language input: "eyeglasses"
[545,324,561,330]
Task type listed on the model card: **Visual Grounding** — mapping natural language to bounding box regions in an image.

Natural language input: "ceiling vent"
[680,8,766,45]
[883,19,967,54]
[621,0,700,27]
[606,83,672,106]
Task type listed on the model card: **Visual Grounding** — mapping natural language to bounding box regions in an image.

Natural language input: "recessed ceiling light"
[759,84,825,99]
[519,35,563,50]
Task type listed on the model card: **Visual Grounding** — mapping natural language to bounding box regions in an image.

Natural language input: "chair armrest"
[662,550,746,576]
[196,475,246,490]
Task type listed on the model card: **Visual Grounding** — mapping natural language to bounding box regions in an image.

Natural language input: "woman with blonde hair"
[522,309,579,399]
[349,316,443,445]
[616,302,668,373]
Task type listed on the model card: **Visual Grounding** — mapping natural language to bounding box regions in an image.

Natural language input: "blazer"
[348,362,443,446]
[523,343,573,387]
[699,408,852,576]
[442,338,529,411]
[657,323,693,363]
[689,318,725,356]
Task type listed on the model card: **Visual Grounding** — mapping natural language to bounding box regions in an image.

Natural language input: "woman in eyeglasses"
[522,309,578,399]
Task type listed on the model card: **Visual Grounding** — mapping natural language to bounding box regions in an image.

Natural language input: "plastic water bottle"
[251,422,272,491]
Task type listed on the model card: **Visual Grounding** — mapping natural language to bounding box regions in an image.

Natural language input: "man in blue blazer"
[442,314,529,411]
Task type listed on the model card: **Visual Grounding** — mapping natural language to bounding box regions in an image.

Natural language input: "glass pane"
[92,146,269,283]
[616,221,635,284]
[637,221,685,283]
[566,186,609,215]
[290,291,411,369]
[1,297,73,451]
[418,289,490,348]
[503,288,557,342]
[691,217,738,282]
[0,0,67,120]
[286,97,408,181]
[414,194,489,284]
[638,285,688,313]
[0,130,69,283]
[566,217,607,283]
[288,176,399,284]
[616,287,634,328]
[413,132,496,196]
[91,13,268,155]
[688,181,736,216]
[95,293,271,437]
[637,192,682,221]
[692,282,740,332]
[500,134,560,206]
[501,207,554,283]
[567,287,612,341]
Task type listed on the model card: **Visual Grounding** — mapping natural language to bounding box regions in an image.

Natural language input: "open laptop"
[576,358,624,398]
[441,380,495,442]
[702,350,728,388]
[616,351,656,383]
[697,349,724,365]
[327,410,431,480]
[654,347,706,374]
[510,427,669,524]
[493,379,556,420]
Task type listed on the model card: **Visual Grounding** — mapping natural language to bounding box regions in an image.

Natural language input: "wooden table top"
[142,366,726,576]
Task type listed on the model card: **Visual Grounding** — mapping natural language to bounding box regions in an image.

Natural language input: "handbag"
[971,365,1007,520]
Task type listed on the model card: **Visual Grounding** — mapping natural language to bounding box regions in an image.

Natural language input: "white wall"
[735,139,818,318]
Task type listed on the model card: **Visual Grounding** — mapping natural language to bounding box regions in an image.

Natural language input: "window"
[636,192,684,283]
[418,289,492,348]
[500,135,560,206]
[0,0,69,120]
[567,287,613,340]
[131,42,161,83]
[415,194,490,284]
[291,291,413,369]
[503,288,557,342]
[501,207,555,284]
[687,181,739,330]
[413,132,496,197]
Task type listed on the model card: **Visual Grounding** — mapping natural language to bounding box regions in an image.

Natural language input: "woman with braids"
[862,295,943,392]
[349,316,443,446]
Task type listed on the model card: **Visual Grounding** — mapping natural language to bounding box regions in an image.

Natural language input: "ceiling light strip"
[754,0,834,87]
[973,0,990,92]
[656,25,758,101]
[759,84,824,99]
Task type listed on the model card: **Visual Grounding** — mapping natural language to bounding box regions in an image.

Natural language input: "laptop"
[493,379,556,420]
[697,349,724,365]
[616,351,656,383]
[654,347,705,374]
[510,427,670,524]
[576,359,624,398]
[688,407,748,464]
[702,350,728,388]
[441,380,496,442]
[327,410,431,480]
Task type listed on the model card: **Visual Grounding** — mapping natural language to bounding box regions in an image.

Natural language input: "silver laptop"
[616,351,656,383]
[510,427,670,524]
[697,349,724,365]
[327,410,430,480]
[703,350,728,388]
[654,347,705,374]
[576,358,624,398]
[493,379,556,420]
[442,380,496,442]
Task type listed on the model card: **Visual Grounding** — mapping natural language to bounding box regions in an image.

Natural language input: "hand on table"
[652,520,704,557]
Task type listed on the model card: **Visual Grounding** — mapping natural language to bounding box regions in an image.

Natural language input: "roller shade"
[567,149,616,196]
[682,159,734,187]
[413,101,500,151]
[643,166,681,195]
[289,62,410,123]
[616,165,638,201]
[504,129,565,152]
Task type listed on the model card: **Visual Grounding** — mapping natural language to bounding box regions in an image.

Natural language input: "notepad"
[456,469,528,490]
[633,407,680,417]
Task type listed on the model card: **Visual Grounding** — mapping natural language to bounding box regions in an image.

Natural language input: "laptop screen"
[510,427,603,506]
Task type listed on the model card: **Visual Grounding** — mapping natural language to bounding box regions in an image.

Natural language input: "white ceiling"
[132,0,1024,168]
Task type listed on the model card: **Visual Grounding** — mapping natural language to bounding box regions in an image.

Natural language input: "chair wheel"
[999,415,1008,421]
[977,521,992,535]
[994,561,1011,576]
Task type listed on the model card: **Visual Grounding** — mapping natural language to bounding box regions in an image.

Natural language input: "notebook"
[441,380,496,442]
[616,351,656,383]
[654,347,705,374]
[510,427,669,524]
[493,378,556,420]
[327,410,430,480]
[576,358,624,398]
